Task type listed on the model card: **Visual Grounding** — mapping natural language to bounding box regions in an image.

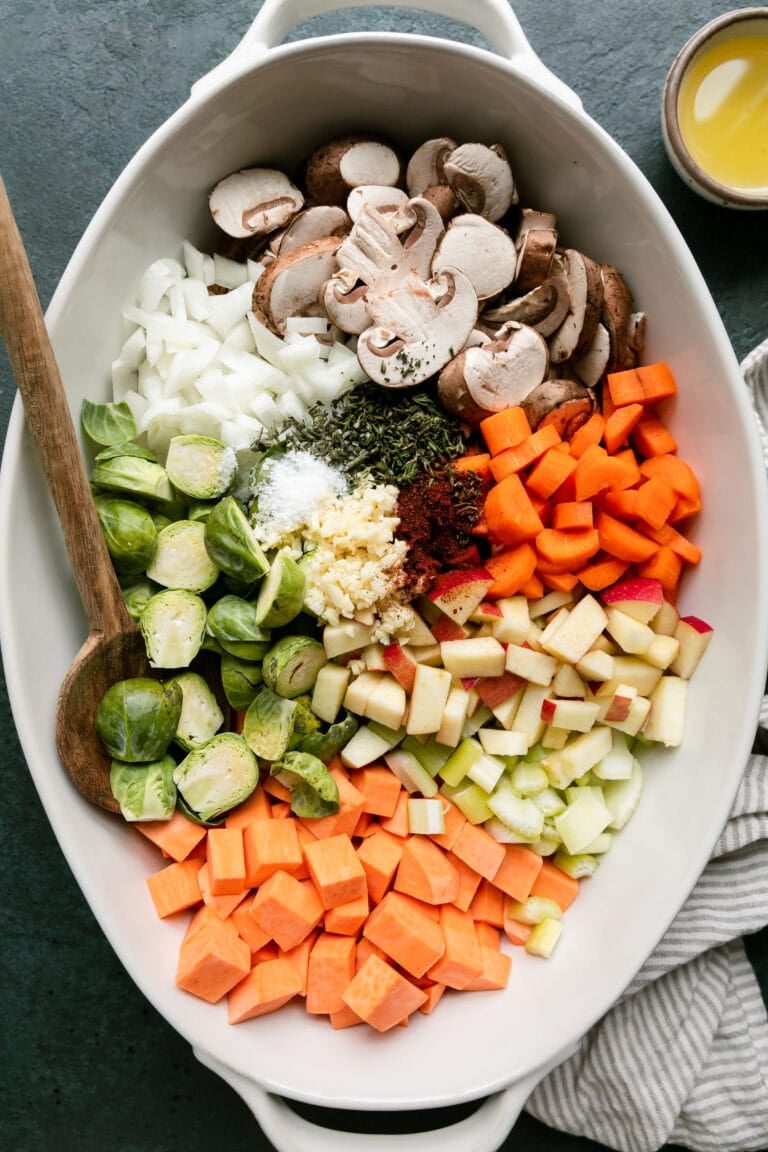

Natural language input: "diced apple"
[525,621,545,651]
[604,607,655,656]
[406,664,453,735]
[311,662,351,724]
[575,648,615,682]
[323,619,375,659]
[475,672,525,710]
[528,589,574,619]
[491,596,530,645]
[490,689,524,731]
[343,670,384,716]
[643,675,687,746]
[644,633,680,671]
[410,643,442,666]
[381,641,418,693]
[440,636,506,679]
[365,674,407,730]
[540,595,608,664]
[540,698,600,733]
[363,643,387,672]
[651,598,680,637]
[541,724,569,750]
[477,728,529,757]
[542,725,613,789]
[556,788,612,854]
[436,685,472,748]
[504,644,558,686]
[427,566,495,624]
[470,600,504,624]
[596,656,663,696]
[599,693,651,737]
[601,576,663,624]
[430,615,474,642]
[396,610,436,647]
[596,682,637,724]
[340,722,403,769]
[414,595,443,625]
[670,616,714,679]
[511,683,551,747]
[552,663,587,699]
[384,748,439,796]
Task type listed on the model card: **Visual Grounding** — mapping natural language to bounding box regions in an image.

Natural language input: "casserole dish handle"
[191,0,582,110]
[195,1047,572,1151]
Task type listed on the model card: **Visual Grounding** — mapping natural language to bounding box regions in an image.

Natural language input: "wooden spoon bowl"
[0,177,149,813]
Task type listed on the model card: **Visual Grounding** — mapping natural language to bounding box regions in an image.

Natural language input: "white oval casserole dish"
[1,2,767,1149]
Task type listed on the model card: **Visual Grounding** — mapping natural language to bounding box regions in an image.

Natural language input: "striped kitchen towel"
[526,752,768,1152]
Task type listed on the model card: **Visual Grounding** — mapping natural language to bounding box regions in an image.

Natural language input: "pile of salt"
[251,450,347,542]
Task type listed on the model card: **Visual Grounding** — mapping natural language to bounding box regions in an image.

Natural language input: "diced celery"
[532,787,567,818]
[580,831,613,854]
[439,736,483,787]
[384,749,439,797]
[554,788,612,855]
[487,779,545,840]
[467,752,506,793]
[367,720,406,746]
[529,837,560,856]
[407,797,446,835]
[565,784,606,806]
[440,779,493,824]
[401,734,452,778]
[461,704,493,738]
[505,896,562,924]
[509,761,549,796]
[602,758,644,830]
[525,916,564,958]
[553,850,600,879]
[592,730,635,781]
[484,817,536,844]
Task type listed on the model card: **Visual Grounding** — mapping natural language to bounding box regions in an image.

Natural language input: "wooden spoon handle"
[0,177,131,640]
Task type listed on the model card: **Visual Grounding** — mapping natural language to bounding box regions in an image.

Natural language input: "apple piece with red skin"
[598,683,638,723]
[670,615,713,679]
[427,567,495,625]
[382,641,418,694]
[601,577,664,625]
[430,615,474,643]
[470,600,504,624]
[475,671,525,709]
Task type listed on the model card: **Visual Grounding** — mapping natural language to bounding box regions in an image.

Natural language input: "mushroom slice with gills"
[276,205,351,255]
[209,168,304,240]
[443,143,517,223]
[252,235,344,335]
[573,322,611,388]
[600,264,638,371]
[406,136,457,196]
[335,199,443,288]
[303,135,403,206]
[320,268,371,335]
[437,321,549,425]
[482,273,570,339]
[513,227,558,294]
[356,268,478,388]
[628,312,647,364]
[432,215,517,302]
[347,185,409,223]
[548,248,604,365]
[521,379,597,440]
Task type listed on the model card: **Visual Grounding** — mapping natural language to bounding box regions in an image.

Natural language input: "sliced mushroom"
[420,183,461,222]
[303,135,403,206]
[209,169,304,240]
[437,321,549,425]
[432,215,517,302]
[252,236,343,334]
[517,207,558,238]
[548,248,604,364]
[628,312,647,362]
[320,268,371,335]
[335,199,444,287]
[347,185,409,222]
[406,137,457,196]
[513,227,558,293]
[276,206,351,255]
[482,273,570,338]
[521,379,597,439]
[443,143,517,222]
[600,264,634,372]
[356,268,478,388]
[573,322,611,388]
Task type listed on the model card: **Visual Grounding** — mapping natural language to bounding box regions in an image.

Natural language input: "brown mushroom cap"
[548,248,604,365]
[209,168,304,239]
[277,205,351,255]
[600,264,634,372]
[482,273,570,339]
[252,235,343,334]
[521,379,597,438]
[514,227,558,294]
[437,321,549,425]
[406,137,457,196]
[443,143,517,222]
[303,135,404,206]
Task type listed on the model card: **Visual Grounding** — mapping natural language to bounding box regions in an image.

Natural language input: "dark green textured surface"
[1,2,767,1150]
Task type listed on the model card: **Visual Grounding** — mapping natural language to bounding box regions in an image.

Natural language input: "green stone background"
[1,2,767,1148]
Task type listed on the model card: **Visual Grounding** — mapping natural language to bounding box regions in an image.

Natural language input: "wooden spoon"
[0,177,148,812]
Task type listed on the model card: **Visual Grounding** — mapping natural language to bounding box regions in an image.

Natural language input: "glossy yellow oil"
[677,33,768,191]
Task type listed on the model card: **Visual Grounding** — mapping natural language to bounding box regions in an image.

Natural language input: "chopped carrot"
[306,933,357,1015]
[303,833,368,910]
[228,957,303,1023]
[639,453,700,501]
[551,501,594,531]
[603,402,644,454]
[634,475,678,529]
[607,361,677,407]
[642,521,702,565]
[631,409,678,456]
[489,424,561,479]
[137,810,207,861]
[539,569,580,593]
[479,406,531,455]
[518,572,545,599]
[447,851,483,911]
[301,767,365,840]
[206,827,247,897]
[427,906,484,990]
[573,444,640,501]
[595,509,658,563]
[637,545,683,596]
[394,835,461,905]
[492,844,544,902]
[341,953,427,1031]
[575,553,630,591]
[669,492,703,523]
[535,527,601,571]
[362,891,446,978]
[451,821,505,882]
[357,766,403,819]
[146,858,203,919]
[176,915,251,1004]
[249,870,324,951]
[530,860,580,911]
[243,818,303,887]
[601,488,640,519]
[324,889,370,936]
[483,542,538,598]
[356,828,404,904]
[568,412,606,458]
[525,447,578,500]
[451,452,492,480]
[484,472,545,545]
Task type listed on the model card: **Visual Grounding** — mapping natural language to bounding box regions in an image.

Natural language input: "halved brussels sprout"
[140,589,207,668]
[167,670,224,750]
[220,654,263,711]
[262,635,327,699]
[146,520,219,592]
[94,494,158,576]
[242,687,296,761]
[295,711,358,763]
[81,399,137,446]
[292,694,322,736]
[95,440,156,463]
[271,751,340,819]
[110,755,177,821]
[95,677,182,763]
[173,733,258,823]
[254,550,306,628]
[205,595,271,660]
[91,455,174,502]
[204,496,269,584]
[165,435,237,501]
[187,501,216,523]
[122,577,162,622]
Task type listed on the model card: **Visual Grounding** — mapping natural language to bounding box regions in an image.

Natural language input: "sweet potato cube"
[230,901,272,955]
[341,953,427,1031]
[137,810,207,861]
[429,799,467,852]
[358,766,403,818]
[530,860,580,911]
[228,957,303,1023]
[207,827,247,896]
[447,852,483,912]
[356,828,404,904]
[306,933,357,1015]
[176,916,250,1003]
[394,836,461,905]
[464,944,513,991]
[378,789,410,837]
[249,870,324,951]
[279,931,319,997]
[469,878,505,927]
[224,783,273,828]
[243,818,303,887]
[329,1004,365,1029]
[304,833,367,909]
[418,982,447,1015]
[362,890,445,978]
[324,890,370,936]
[450,821,505,882]
[197,861,249,920]
[427,905,484,990]
[492,844,544,902]
[146,858,203,919]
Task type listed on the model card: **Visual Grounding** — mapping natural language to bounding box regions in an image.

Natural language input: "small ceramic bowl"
[662,8,768,209]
